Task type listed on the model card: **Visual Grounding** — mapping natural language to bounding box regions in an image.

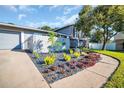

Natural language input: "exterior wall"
[0,24,70,52]
[115,39,124,50]
[32,32,70,53]
[33,32,51,53]
[24,32,33,50]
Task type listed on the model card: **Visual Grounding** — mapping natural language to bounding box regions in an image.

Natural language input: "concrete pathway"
[50,54,119,88]
[0,50,49,88]
[0,50,119,88]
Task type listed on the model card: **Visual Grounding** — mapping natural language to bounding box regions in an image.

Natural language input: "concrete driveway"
[0,50,49,88]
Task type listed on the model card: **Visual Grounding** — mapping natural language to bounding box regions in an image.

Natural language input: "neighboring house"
[55,25,88,48]
[114,32,124,50]
[0,23,70,53]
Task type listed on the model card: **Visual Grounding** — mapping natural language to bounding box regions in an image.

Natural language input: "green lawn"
[93,50,124,88]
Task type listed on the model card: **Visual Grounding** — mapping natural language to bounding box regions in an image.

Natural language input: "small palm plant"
[48,32,56,53]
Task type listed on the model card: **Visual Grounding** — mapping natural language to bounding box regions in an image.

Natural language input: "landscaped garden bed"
[28,50,101,84]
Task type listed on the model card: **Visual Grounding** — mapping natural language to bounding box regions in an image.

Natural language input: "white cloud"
[3,5,17,12]
[56,16,66,22]
[19,5,36,13]
[63,14,78,25]
[25,13,78,28]
[64,5,82,15]
[56,14,79,26]
[18,14,26,20]
[39,5,44,8]
[25,21,61,28]
[49,5,63,11]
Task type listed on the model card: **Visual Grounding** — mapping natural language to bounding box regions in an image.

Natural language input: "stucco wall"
[24,32,33,50]
[31,32,70,53]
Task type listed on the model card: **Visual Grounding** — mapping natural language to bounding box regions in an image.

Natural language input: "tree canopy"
[39,25,55,31]
[75,5,94,38]
[76,5,124,50]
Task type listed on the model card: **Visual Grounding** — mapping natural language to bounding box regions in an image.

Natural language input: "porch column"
[21,31,24,50]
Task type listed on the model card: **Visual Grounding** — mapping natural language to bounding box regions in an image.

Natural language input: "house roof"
[0,22,67,37]
[55,24,74,32]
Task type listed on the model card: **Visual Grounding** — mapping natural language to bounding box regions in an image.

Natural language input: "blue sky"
[0,5,83,28]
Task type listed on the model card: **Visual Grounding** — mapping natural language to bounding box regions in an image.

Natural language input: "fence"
[89,43,116,50]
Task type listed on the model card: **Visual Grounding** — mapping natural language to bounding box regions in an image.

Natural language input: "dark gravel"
[27,51,101,84]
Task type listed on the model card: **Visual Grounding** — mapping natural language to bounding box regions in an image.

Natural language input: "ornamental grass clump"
[33,51,41,59]
[74,52,80,58]
[63,53,71,61]
[69,49,73,54]
[44,55,56,65]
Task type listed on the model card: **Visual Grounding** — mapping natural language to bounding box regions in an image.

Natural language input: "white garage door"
[0,30,21,50]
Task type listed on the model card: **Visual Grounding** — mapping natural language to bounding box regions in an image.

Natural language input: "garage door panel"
[0,30,21,49]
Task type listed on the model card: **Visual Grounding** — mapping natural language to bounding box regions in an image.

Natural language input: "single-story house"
[0,23,70,53]
[114,32,124,50]
[55,25,89,48]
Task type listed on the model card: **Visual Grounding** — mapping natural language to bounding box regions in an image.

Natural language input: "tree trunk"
[102,40,106,50]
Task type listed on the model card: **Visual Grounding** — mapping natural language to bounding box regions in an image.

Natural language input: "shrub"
[69,49,73,54]
[74,52,80,58]
[44,55,56,65]
[63,53,71,61]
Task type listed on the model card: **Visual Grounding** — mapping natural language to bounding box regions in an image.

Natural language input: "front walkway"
[0,50,49,88]
[50,54,119,88]
[0,51,119,88]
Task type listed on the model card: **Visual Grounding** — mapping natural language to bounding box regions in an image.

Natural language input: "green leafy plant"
[48,31,56,53]
[54,41,63,52]
[74,52,80,58]
[69,49,73,54]
[48,32,56,45]
[44,55,56,65]
[33,51,41,59]
[63,53,71,61]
